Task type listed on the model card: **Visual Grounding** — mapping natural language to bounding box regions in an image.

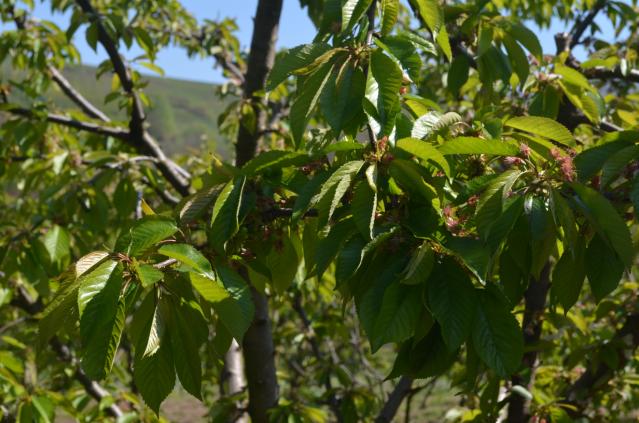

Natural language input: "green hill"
[5,64,233,159]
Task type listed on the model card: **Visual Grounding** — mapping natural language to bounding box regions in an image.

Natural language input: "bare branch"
[73,0,190,196]
[568,0,607,49]
[48,67,112,122]
[2,106,129,138]
[9,286,125,418]
[375,376,414,423]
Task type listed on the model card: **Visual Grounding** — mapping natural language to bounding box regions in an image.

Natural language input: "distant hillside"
[4,64,233,159]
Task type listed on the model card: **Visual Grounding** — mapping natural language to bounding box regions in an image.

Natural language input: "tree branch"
[506,262,551,422]
[375,376,414,423]
[568,0,606,49]
[73,0,190,196]
[48,67,112,122]
[9,286,124,418]
[234,0,283,167]
[2,106,129,138]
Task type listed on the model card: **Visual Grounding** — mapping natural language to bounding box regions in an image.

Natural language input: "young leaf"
[134,264,164,288]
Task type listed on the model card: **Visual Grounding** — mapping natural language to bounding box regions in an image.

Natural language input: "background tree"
[1,0,639,422]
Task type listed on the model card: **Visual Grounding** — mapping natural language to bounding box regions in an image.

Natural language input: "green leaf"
[370,49,403,133]
[503,22,542,60]
[133,293,175,414]
[134,264,163,288]
[265,231,301,293]
[213,266,255,342]
[42,225,70,264]
[342,0,372,33]
[551,241,586,311]
[371,282,422,351]
[293,171,330,222]
[157,243,214,280]
[601,145,639,188]
[472,288,523,377]
[77,259,119,316]
[211,177,246,252]
[396,137,450,176]
[39,274,80,345]
[267,43,332,90]
[411,0,443,33]
[389,159,438,202]
[438,137,519,156]
[161,296,205,399]
[447,55,470,96]
[126,216,178,257]
[435,25,452,61]
[427,257,477,351]
[572,183,634,267]
[179,185,224,224]
[240,151,309,176]
[401,243,434,285]
[554,64,596,93]
[505,116,574,147]
[351,181,376,240]
[312,160,364,225]
[320,64,366,136]
[586,234,625,301]
[502,33,529,86]
[79,263,125,380]
[290,61,335,143]
[315,218,358,278]
[381,0,399,36]
[575,139,634,182]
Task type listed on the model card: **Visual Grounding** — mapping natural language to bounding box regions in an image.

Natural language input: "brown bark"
[506,263,551,422]
[234,0,283,167]
[233,1,283,421]
[375,376,414,423]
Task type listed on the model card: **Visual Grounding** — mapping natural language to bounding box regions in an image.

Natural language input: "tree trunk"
[224,340,248,423]
[234,1,283,421]
[242,286,279,422]
[506,263,551,422]
[235,0,283,167]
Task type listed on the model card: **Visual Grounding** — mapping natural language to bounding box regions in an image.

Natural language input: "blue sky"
[29,0,607,84]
